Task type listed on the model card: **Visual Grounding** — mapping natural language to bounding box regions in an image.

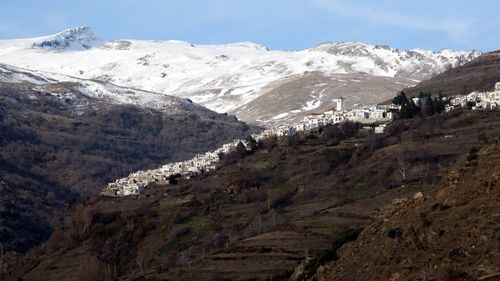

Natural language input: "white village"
[446,82,500,111]
[101,83,500,197]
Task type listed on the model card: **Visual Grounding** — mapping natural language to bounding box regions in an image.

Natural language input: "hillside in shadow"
[0,81,254,254]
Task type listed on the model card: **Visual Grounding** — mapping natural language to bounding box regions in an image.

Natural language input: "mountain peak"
[32,26,103,50]
[58,26,94,37]
[312,41,480,61]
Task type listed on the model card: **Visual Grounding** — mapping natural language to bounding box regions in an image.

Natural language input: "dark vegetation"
[0,82,254,254]
[392,91,447,119]
[3,109,498,281]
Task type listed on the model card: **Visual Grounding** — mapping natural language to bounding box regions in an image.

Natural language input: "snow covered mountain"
[0,63,209,115]
[1,26,103,51]
[32,26,103,50]
[0,27,480,125]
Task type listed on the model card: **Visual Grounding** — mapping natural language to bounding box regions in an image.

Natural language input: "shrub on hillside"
[285,134,305,147]
[340,121,360,138]
[259,135,279,150]
[466,147,479,162]
[221,151,243,166]
[170,224,189,237]
[245,135,258,152]
[385,120,408,138]
[365,134,384,152]
[236,189,267,204]
[323,125,343,141]
[267,188,296,210]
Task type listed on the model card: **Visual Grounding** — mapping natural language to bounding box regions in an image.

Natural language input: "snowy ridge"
[0,26,103,51]
[0,27,481,123]
[311,42,480,78]
[0,64,57,85]
[0,63,204,114]
[31,26,103,50]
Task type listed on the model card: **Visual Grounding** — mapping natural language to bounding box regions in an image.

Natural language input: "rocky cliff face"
[31,26,103,50]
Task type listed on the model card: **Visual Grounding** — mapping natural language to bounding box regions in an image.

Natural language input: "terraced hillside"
[3,109,499,281]
[317,143,499,281]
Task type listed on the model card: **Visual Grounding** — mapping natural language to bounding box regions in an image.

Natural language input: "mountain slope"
[0,26,103,52]
[318,143,499,281]
[233,72,415,124]
[0,64,254,253]
[405,50,500,97]
[0,63,211,113]
[3,110,498,280]
[0,27,480,124]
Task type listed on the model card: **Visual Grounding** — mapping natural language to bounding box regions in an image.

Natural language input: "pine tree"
[245,135,257,152]
[402,99,419,119]
[423,96,435,116]
[236,141,247,157]
[392,91,407,105]
[393,91,418,119]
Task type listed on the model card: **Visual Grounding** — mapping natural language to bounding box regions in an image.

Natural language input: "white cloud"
[311,0,475,42]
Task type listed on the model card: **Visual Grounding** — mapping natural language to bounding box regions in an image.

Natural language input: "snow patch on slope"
[0,27,481,119]
[0,63,204,115]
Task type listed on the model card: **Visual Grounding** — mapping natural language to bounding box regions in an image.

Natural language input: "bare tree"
[126,216,135,232]
[270,209,277,226]
[297,185,305,198]
[397,157,410,180]
[0,242,3,274]
[267,189,272,212]
[65,204,94,241]
[135,245,148,275]
[257,214,263,234]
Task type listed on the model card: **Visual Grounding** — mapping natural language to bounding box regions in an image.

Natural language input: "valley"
[0,22,498,281]
[0,65,254,253]
[2,109,498,280]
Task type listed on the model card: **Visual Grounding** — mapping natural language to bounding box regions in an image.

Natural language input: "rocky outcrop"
[317,143,500,281]
[31,26,103,50]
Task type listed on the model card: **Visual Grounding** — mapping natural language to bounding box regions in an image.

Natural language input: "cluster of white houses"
[101,98,399,197]
[102,85,500,197]
[266,106,397,138]
[101,139,247,196]
[446,82,500,112]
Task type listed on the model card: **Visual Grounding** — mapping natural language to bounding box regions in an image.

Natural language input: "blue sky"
[1,0,498,51]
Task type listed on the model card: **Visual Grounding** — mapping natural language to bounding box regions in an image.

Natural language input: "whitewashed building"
[101,97,402,197]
